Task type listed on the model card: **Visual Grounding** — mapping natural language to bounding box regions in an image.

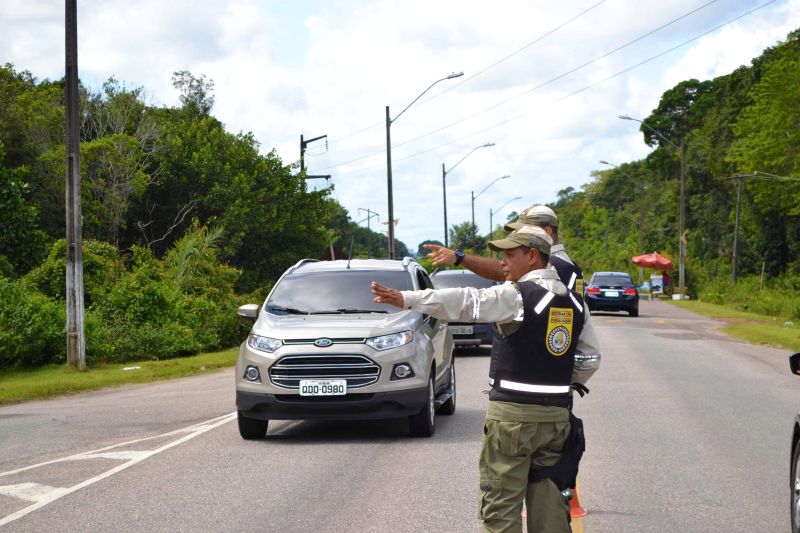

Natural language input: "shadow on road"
[255,406,486,444]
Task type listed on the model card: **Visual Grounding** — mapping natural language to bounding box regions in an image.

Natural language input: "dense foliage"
[3,27,800,367]
[503,30,799,302]
[0,65,404,368]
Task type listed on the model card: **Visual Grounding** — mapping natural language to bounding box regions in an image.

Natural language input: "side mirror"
[237,304,260,323]
[789,353,800,375]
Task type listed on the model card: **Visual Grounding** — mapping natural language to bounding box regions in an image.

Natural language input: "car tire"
[437,361,456,416]
[409,374,436,437]
[629,307,639,317]
[238,410,268,440]
[792,439,800,533]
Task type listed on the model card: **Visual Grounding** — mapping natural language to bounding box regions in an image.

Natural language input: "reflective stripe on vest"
[567,271,577,290]
[533,288,582,315]
[498,379,571,394]
[533,291,555,314]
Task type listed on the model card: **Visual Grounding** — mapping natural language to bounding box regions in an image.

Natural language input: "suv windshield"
[432,272,496,290]
[592,274,633,287]
[266,270,413,315]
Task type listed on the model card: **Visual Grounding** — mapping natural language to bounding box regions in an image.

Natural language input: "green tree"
[449,221,484,254]
[171,70,215,116]
[0,143,47,274]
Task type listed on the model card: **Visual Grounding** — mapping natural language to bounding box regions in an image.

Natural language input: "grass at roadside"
[0,348,238,405]
[670,300,800,352]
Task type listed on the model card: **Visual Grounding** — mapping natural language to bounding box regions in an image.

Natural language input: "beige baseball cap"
[505,205,559,231]
[488,225,553,253]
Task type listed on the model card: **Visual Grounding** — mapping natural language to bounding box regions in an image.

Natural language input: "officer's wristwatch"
[454,249,465,266]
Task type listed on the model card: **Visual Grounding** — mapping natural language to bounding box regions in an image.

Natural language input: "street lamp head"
[500,174,511,180]
[482,142,496,148]
[618,114,634,121]
[599,160,611,166]
[447,71,464,79]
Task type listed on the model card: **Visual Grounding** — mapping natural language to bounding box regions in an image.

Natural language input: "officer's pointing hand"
[423,243,456,267]
[371,282,404,308]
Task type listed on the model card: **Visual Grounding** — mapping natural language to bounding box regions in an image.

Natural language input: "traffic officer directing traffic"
[372,226,601,532]
[424,204,585,296]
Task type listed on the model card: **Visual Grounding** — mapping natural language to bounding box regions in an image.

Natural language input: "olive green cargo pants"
[478,401,572,533]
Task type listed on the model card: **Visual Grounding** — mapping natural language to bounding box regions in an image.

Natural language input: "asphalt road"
[0,300,797,532]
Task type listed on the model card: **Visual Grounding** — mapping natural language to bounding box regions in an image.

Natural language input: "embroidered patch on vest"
[546,307,573,356]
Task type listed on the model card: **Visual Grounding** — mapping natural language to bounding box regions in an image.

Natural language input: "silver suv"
[235,258,455,439]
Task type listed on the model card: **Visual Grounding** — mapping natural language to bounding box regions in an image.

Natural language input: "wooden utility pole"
[65,0,86,370]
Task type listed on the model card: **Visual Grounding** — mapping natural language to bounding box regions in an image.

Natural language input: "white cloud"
[2,0,798,254]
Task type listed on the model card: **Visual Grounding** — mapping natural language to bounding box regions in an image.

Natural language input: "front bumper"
[236,387,428,421]
[449,322,493,346]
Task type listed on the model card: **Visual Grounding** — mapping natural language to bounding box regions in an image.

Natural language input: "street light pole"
[442,142,495,247]
[471,175,511,248]
[490,195,522,244]
[386,71,464,259]
[600,159,645,285]
[620,114,686,298]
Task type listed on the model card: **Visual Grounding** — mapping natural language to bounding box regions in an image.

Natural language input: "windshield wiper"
[267,305,308,315]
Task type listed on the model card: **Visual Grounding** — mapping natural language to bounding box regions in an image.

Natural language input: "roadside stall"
[631,252,674,299]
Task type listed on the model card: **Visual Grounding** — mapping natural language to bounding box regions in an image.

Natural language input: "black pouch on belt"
[528,412,585,491]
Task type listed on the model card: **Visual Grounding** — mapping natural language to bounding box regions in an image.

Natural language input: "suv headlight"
[366,331,412,351]
[248,334,282,353]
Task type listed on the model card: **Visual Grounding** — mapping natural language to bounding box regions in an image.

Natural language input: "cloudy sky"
[2,0,799,253]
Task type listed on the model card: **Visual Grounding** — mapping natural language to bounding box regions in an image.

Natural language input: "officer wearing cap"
[372,226,601,533]
[424,205,585,296]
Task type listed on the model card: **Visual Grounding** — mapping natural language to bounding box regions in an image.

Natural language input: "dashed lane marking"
[0,411,236,528]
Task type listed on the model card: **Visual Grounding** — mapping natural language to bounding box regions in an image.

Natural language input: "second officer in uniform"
[372,225,601,532]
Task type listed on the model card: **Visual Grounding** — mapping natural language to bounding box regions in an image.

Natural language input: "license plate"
[449,325,473,335]
[299,379,347,396]
[605,291,619,297]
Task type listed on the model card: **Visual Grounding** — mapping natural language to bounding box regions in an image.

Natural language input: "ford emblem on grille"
[314,338,333,348]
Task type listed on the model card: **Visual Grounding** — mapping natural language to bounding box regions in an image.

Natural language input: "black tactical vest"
[489,281,584,406]
[550,255,584,297]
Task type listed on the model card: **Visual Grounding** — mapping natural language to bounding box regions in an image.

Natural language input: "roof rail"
[401,256,414,270]
[290,258,319,272]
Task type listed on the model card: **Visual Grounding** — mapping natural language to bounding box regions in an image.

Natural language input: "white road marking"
[0,411,236,527]
[0,483,70,503]
[0,411,236,479]
[73,451,153,461]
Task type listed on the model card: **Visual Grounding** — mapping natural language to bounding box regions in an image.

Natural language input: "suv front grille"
[269,354,381,389]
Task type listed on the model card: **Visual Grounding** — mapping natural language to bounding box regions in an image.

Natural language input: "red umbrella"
[631,252,673,270]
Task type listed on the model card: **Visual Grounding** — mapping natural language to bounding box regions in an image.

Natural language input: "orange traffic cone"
[568,484,587,518]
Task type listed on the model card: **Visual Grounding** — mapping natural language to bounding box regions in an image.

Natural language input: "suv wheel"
[409,374,436,437]
[437,361,456,416]
[238,410,268,440]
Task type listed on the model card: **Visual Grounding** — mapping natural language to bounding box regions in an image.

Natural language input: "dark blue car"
[585,271,639,317]
[430,269,497,348]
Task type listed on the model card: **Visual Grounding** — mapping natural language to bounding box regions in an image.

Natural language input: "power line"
[413,0,608,106]
[313,0,719,174]
[389,0,719,151]
[557,0,777,101]
[318,0,774,179]
[321,1,606,147]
